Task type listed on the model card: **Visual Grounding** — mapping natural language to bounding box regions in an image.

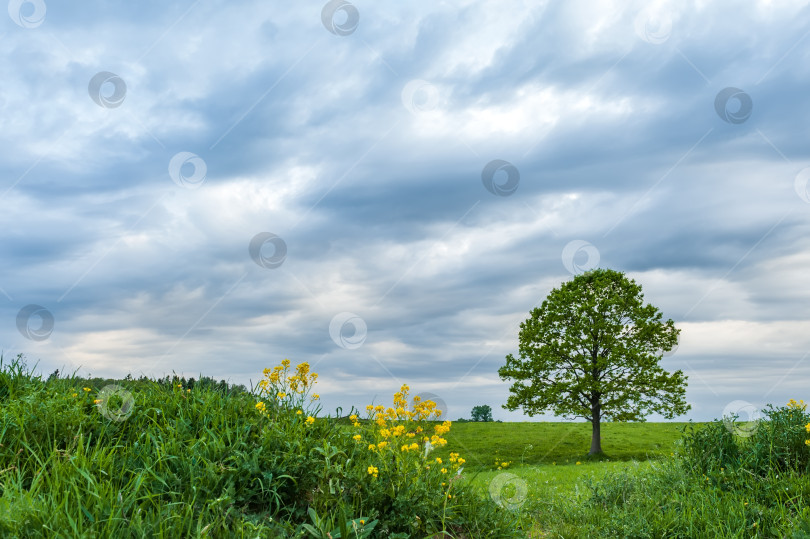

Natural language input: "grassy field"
[433,421,690,469]
[3,354,810,537]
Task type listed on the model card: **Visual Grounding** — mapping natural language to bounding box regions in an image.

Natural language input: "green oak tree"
[471,405,493,422]
[499,268,689,456]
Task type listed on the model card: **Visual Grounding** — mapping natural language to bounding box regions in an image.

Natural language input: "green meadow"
[2,354,810,538]
[433,421,687,468]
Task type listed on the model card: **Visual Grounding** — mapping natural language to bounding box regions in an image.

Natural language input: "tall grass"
[507,400,810,537]
[0,354,521,537]
[6,350,810,537]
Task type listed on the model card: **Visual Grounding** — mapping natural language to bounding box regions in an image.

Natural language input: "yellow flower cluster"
[364,386,442,425]
[255,360,320,425]
[354,384,465,487]
[362,385,451,451]
[788,399,807,410]
[495,459,511,470]
[448,452,465,467]
[256,359,319,411]
[786,399,810,446]
[288,362,318,394]
[258,359,318,398]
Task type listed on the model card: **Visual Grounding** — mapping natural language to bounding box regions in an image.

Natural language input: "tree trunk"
[589,405,603,455]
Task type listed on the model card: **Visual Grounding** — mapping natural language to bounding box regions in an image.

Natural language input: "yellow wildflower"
[83,387,91,392]
[353,434,362,441]
[305,416,315,425]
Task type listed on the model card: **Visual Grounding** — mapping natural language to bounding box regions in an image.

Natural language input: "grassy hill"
[3,354,810,538]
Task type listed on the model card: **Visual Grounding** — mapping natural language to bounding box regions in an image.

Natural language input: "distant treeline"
[44,368,250,395]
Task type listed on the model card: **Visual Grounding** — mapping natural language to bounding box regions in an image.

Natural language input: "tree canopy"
[470,405,493,422]
[498,268,689,455]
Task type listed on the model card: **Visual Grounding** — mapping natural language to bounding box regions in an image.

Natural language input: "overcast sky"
[2,0,810,423]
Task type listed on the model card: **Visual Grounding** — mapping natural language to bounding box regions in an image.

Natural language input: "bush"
[743,400,810,475]
[681,399,810,478]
